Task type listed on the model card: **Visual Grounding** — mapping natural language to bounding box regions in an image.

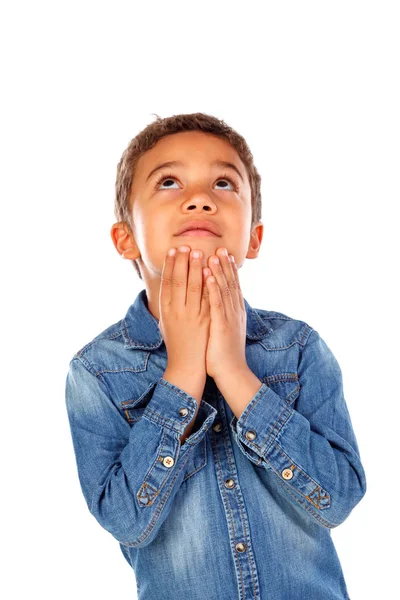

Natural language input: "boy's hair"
[114,112,262,280]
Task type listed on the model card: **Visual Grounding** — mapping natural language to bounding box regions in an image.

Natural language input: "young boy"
[65,112,367,600]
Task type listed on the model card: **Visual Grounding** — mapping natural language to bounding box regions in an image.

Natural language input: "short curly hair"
[114,112,262,280]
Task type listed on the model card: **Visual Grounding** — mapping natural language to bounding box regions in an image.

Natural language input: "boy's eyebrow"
[145,160,245,183]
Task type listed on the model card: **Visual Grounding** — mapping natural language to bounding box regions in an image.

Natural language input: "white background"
[1,1,399,598]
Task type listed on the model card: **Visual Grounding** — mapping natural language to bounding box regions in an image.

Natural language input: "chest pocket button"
[179,407,189,417]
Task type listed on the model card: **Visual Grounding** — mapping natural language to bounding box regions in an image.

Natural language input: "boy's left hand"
[204,248,248,381]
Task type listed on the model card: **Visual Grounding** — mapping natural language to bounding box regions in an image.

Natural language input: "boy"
[65,112,366,600]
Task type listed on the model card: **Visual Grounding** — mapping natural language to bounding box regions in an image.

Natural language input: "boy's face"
[112,130,263,302]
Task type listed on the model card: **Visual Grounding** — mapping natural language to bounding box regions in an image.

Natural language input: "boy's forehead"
[136,131,245,177]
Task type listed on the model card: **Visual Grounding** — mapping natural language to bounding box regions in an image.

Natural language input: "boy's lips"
[174,219,221,236]
[176,230,218,237]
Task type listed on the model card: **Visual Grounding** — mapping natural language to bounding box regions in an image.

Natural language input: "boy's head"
[111,112,263,295]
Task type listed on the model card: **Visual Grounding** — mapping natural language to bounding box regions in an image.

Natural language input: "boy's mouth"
[174,219,221,237]
[176,229,218,237]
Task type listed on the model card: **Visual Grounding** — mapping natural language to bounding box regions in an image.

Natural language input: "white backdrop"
[1,1,398,598]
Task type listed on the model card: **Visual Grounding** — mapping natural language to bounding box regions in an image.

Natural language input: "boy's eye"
[155,172,239,192]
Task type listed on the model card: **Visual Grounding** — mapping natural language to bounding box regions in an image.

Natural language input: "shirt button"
[235,542,247,553]
[162,456,175,468]
[225,478,235,489]
[282,468,293,480]
[245,430,257,441]
[213,422,222,432]
[179,407,189,417]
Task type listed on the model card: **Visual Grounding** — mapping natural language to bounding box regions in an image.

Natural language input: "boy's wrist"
[163,366,206,404]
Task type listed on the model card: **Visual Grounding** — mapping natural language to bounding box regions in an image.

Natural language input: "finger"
[160,247,177,310]
[205,272,224,316]
[229,254,245,310]
[201,267,211,316]
[172,245,191,308]
[216,248,240,310]
[208,254,234,314]
[186,249,204,314]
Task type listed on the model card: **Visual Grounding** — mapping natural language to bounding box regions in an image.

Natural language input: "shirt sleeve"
[229,329,367,529]
[65,357,217,547]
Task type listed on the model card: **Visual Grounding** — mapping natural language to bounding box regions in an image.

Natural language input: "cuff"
[229,382,330,510]
[143,377,217,443]
[230,382,293,458]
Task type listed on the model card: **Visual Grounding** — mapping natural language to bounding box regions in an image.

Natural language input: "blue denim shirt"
[65,289,366,600]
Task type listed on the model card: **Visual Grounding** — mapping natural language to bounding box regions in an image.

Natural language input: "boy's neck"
[143,285,160,323]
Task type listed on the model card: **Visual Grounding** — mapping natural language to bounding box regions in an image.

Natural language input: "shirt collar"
[122,288,273,351]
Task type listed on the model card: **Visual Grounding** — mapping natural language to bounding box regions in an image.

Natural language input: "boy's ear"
[110,221,141,260]
[246,221,264,259]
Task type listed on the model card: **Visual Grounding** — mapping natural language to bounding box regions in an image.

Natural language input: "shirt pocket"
[120,402,146,426]
[119,380,158,426]
[262,372,300,406]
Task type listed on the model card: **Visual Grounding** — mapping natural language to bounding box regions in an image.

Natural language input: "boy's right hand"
[159,245,210,377]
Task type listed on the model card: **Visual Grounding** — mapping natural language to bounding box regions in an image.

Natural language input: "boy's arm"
[65,357,216,548]
[228,329,367,529]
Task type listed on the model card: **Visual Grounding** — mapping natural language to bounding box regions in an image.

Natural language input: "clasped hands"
[159,244,248,383]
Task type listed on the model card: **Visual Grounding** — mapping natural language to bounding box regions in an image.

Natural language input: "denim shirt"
[65,288,367,600]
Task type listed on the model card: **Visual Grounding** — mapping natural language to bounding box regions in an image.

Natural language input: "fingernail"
[168,248,176,256]
[178,245,190,252]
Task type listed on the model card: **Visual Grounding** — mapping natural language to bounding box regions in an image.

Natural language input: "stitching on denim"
[120,379,159,410]
[261,372,299,384]
[135,428,173,506]
[232,427,262,466]
[306,485,331,510]
[237,380,297,428]
[275,476,338,529]
[124,408,146,424]
[143,407,193,434]
[268,441,331,509]
[237,382,299,458]
[72,355,97,377]
[299,324,314,346]
[210,427,246,599]
[158,378,198,404]
[222,417,257,597]
[182,437,207,482]
[123,442,194,546]
[121,397,144,407]
[97,364,148,375]
[220,424,259,599]
[242,390,293,452]
[258,312,292,321]
[122,318,162,349]
[259,339,303,352]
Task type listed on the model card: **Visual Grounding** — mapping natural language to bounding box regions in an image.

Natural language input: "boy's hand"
[204,248,248,381]
[159,245,210,376]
